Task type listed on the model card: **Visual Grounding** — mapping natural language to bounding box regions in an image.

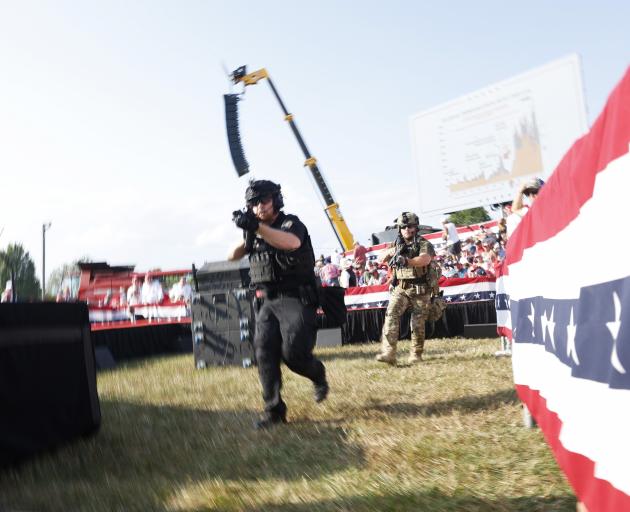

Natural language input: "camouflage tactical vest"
[394,238,432,281]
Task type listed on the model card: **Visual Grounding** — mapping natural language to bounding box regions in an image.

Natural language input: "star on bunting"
[566,307,579,365]
[528,302,536,337]
[607,291,625,374]
[540,306,556,349]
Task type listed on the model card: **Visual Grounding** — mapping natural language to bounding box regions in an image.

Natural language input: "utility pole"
[42,222,51,300]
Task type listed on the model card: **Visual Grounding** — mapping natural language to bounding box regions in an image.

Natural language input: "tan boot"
[375,352,397,365]
[407,352,423,364]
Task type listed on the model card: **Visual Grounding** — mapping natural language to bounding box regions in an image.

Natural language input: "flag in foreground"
[503,67,630,511]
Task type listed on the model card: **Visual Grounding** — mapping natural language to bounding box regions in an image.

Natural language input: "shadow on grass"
[102,399,364,482]
[423,352,500,365]
[317,348,375,362]
[244,488,576,512]
[365,388,519,417]
[0,400,365,511]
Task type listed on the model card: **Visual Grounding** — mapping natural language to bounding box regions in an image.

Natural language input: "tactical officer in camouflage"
[375,212,437,365]
[229,179,328,430]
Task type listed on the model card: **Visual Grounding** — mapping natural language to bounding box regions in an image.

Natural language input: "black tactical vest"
[248,213,316,289]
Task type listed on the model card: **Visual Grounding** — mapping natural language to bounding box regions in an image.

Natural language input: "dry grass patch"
[0,338,575,511]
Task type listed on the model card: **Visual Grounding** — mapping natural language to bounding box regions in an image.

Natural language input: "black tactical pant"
[254,294,326,420]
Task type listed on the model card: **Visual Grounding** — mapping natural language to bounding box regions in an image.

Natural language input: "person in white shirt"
[506,177,545,238]
[169,276,192,303]
[141,272,164,304]
[126,276,142,306]
[338,259,357,288]
[442,218,461,257]
[117,287,127,307]
[332,249,342,266]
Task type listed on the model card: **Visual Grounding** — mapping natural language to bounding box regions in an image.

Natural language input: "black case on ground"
[0,303,101,468]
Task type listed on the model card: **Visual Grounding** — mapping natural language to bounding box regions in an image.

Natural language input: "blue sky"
[0,1,628,282]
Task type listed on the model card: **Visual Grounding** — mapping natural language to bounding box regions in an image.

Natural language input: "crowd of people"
[313,220,509,289]
[434,219,508,279]
[314,241,391,288]
[87,272,192,308]
[123,273,192,306]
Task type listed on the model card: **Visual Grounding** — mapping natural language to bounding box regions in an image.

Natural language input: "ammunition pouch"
[426,294,447,322]
[398,279,427,294]
[427,262,441,290]
[249,251,277,284]
[395,265,428,280]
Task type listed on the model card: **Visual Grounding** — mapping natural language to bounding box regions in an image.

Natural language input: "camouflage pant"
[380,284,431,358]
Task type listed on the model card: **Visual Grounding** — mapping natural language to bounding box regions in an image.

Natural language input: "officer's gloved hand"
[232,209,260,233]
[391,255,407,268]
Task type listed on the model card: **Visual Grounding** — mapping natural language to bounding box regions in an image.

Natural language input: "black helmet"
[245,179,284,210]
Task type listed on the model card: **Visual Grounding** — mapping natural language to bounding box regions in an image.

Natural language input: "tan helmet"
[395,212,419,228]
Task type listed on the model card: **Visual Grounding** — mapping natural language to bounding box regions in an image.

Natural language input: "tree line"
[0,243,41,302]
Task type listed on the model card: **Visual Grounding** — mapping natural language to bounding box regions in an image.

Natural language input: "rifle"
[389,234,409,269]
[387,235,408,288]
[232,208,256,253]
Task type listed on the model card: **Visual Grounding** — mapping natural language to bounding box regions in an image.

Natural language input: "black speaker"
[224,93,250,177]
[192,260,255,367]
[0,303,101,468]
[370,228,398,245]
[195,259,251,292]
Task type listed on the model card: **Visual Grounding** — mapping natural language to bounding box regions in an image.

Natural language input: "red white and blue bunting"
[499,67,630,511]
[343,276,496,311]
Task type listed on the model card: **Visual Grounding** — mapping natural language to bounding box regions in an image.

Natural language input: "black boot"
[314,380,329,403]
[254,412,287,430]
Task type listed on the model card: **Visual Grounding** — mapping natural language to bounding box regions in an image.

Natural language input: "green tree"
[447,207,490,226]
[0,243,41,301]
[46,256,91,298]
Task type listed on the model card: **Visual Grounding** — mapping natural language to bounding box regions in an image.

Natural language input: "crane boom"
[226,66,355,252]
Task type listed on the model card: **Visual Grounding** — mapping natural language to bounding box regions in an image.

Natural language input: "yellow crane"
[224,66,355,252]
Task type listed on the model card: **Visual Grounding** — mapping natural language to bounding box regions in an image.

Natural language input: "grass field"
[0,338,575,511]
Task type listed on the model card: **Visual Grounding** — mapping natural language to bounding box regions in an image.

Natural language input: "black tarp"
[319,300,496,343]
[91,323,191,361]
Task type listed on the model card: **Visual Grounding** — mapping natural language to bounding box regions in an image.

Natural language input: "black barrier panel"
[318,300,497,343]
[91,323,192,362]
[192,261,255,367]
[192,289,255,368]
[0,303,101,468]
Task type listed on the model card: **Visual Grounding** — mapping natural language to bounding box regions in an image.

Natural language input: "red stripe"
[439,276,496,287]
[344,277,496,297]
[495,261,509,279]
[344,284,389,296]
[515,384,630,511]
[90,318,190,331]
[506,67,630,267]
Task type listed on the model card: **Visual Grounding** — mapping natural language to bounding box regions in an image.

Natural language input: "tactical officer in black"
[229,180,328,429]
